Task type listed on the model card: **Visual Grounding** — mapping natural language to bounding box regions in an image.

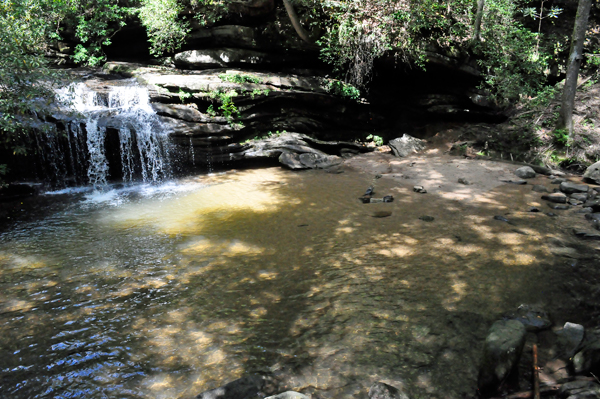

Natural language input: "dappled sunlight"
[0,158,591,399]
[99,169,296,236]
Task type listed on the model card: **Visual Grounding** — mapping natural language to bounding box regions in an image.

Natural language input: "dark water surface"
[0,167,578,399]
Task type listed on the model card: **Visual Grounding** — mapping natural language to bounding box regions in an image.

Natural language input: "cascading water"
[50,80,171,187]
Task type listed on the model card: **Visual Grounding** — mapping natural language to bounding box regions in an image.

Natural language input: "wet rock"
[552,178,567,184]
[265,392,309,399]
[494,215,511,223]
[478,320,527,395]
[577,207,594,214]
[458,177,470,185]
[584,160,600,185]
[515,166,536,179]
[585,213,600,222]
[533,185,549,193]
[560,182,590,195]
[529,206,541,212]
[500,178,527,185]
[419,215,434,222]
[556,322,585,359]
[585,200,600,212]
[542,192,568,203]
[196,376,265,399]
[548,203,570,210]
[571,193,590,202]
[570,198,585,206]
[507,304,551,332]
[547,212,558,217]
[388,134,426,158]
[413,186,427,193]
[573,229,600,240]
[558,380,600,399]
[368,382,409,399]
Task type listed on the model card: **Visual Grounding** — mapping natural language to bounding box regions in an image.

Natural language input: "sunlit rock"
[388,134,426,158]
[584,160,600,185]
[514,166,536,179]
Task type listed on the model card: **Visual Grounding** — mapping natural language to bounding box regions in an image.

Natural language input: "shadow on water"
[0,164,593,399]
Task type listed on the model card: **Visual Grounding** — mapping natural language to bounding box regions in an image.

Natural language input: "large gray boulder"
[388,134,426,157]
[584,161,600,185]
[478,320,527,395]
[560,182,590,194]
[514,166,536,179]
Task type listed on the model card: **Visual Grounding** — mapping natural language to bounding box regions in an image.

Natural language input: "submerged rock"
[196,376,265,399]
[478,320,526,395]
[532,185,549,193]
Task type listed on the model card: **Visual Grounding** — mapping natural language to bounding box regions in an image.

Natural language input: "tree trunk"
[473,0,485,41]
[556,0,592,135]
[282,0,313,44]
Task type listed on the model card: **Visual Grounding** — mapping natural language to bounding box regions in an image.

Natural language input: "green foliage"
[474,0,550,105]
[208,89,242,125]
[243,130,287,144]
[218,73,262,84]
[366,134,383,146]
[552,129,570,147]
[324,80,360,100]
[138,0,190,57]
[250,89,270,99]
[0,0,63,158]
[178,88,193,103]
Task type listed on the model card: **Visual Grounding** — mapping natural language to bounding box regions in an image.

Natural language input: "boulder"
[478,320,527,395]
[196,376,265,399]
[174,48,281,69]
[571,193,590,202]
[514,166,536,179]
[556,322,585,359]
[388,134,426,157]
[542,192,568,203]
[560,182,590,194]
[584,160,600,185]
[368,382,409,399]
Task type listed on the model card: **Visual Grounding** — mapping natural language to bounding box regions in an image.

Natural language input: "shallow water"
[0,166,578,399]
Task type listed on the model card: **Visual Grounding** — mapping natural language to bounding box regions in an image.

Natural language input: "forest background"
[1,0,600,184]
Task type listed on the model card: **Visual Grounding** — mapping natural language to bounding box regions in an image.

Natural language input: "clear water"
[0,167,576,399]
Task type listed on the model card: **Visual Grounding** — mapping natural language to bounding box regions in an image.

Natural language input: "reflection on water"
[0,167,573,398]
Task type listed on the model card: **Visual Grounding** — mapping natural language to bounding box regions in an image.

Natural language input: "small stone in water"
[413,185,427,193]
[419,215,434,222]
[458,177,470,185]
[529,207,540,212]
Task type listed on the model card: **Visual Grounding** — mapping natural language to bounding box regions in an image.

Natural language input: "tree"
[473,0,485,42]
[556,0,592,136]
[0,0,62,166]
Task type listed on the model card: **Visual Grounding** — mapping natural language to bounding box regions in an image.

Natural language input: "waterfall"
[48,81,171,187]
